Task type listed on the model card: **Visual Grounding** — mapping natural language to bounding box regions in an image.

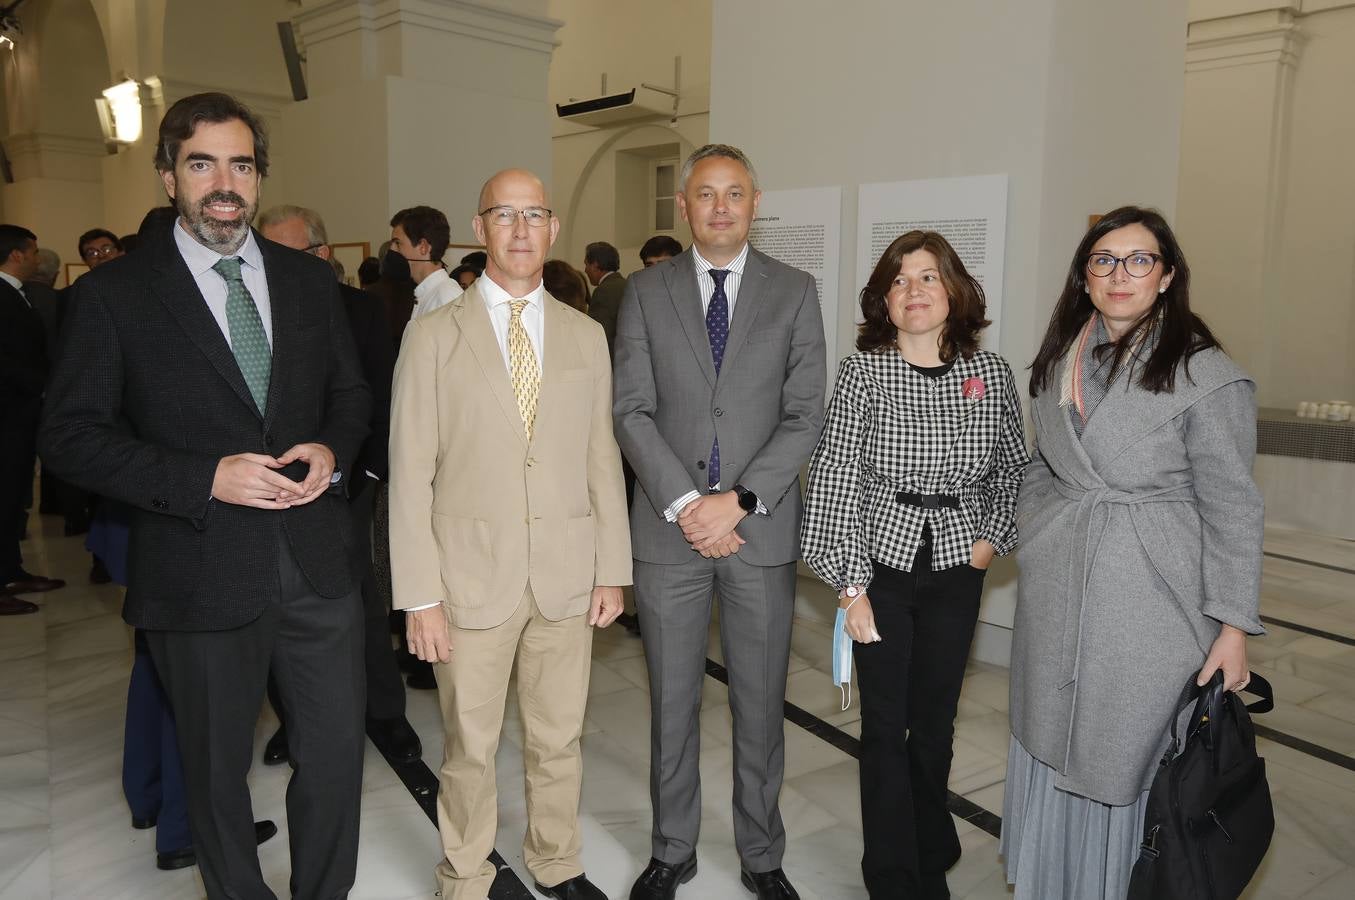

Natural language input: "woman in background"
[1001,206,1263,899]
[543,258,590,312]
[802,230,1028,899]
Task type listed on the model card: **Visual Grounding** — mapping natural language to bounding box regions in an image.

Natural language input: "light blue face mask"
[833,597,859,711]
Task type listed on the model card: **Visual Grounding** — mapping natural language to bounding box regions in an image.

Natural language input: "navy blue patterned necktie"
[705,269,729,488]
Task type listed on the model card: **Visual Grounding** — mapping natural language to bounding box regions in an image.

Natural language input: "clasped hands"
[211,443,335,509]
[678,491,747,558]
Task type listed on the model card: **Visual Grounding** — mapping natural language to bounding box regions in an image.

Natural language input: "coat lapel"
[149,233,261,419]
[1032,383,1101,489]
[529,294,583,451]
[715,248,768,382]
[453,285,529,447]
[662,253,717,388]
[260,242,299,428]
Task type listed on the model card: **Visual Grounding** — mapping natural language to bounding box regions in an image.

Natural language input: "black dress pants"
[147,531,365,900]
[854,530,984,900]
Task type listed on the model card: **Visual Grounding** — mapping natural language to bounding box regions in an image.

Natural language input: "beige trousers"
[432,587,594,899]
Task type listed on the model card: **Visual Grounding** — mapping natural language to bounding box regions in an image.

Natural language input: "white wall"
[711,0,1187,662]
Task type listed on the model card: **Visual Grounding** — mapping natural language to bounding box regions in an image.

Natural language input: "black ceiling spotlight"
[0,0,27,49]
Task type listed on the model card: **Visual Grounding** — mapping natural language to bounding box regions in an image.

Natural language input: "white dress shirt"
[0,270,28,305]
[411,267,464,321]
[663,242,765,522]
[406,273,547,612]
[173,220,273,349]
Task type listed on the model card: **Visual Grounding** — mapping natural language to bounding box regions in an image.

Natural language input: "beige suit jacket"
[388,283,632,629]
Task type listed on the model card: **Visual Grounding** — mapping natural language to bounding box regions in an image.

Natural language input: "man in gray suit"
[614,144,826,900]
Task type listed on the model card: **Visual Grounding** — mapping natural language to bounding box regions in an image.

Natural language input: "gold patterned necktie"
[508,299,539,439]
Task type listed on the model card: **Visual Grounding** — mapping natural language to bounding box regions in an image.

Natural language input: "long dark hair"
[857,230,989,361]
[1029,205,1220,396]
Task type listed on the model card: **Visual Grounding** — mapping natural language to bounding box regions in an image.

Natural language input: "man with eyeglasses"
[78,229,124,269]
[389,168,631,900]
[388,205,464,321]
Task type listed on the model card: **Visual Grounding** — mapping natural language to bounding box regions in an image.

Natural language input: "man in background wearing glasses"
[389,169,631,900]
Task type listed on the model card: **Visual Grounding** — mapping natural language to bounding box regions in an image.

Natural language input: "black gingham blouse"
[801,348,1029,588]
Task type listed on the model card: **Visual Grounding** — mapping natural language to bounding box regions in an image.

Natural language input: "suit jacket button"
[696,460,706,470]
[527,458,536,467]
[264,433,274,446]
[714,408,723,417]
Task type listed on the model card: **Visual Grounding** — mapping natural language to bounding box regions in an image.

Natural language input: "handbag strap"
[1167,670,1275,750]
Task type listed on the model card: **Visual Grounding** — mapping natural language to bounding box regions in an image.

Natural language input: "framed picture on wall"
[329,242,370,287]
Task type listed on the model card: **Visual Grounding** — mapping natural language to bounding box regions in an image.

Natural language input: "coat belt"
[1052,480,1197,691]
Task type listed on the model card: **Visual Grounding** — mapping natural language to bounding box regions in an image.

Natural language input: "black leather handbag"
[1127,669,1275,900]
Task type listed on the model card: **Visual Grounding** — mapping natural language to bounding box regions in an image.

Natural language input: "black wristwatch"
[732,484,759,512]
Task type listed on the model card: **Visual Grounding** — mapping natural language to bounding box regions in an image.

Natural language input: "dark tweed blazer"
[39,224,371,631]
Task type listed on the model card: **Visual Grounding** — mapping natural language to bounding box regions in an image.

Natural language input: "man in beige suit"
[389,169,631,900]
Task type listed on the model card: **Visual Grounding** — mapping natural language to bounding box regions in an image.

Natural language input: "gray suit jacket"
[613,247,826,566]
[587,270,625,356]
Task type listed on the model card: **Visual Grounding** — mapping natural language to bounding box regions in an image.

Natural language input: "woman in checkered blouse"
[801,230,1029,899]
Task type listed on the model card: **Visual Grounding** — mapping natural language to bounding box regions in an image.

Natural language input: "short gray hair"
[256,204,328,247]
[35,248,61,283]
[679,143,759,193]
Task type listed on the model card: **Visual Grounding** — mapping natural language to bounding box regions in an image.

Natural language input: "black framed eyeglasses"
[1086,252,1162,279]
[478,206,553,228]
[82,245,120,260]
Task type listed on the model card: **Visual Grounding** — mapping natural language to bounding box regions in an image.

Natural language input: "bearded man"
[39,92,371,900]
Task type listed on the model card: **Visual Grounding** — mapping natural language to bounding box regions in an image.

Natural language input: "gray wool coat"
[1009,347,1265,806]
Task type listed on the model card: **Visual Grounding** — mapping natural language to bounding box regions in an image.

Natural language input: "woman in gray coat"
[1000,206,1264,899]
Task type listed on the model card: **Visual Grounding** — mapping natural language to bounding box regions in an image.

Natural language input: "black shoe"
[2,569,66,595]
[157,819,277,870]
[367,715,422,764]
[740,868,800,900]
[630,856,697,900]
[90,558,112,585]
[406,664,437,690]
[131,814,156,830]
[262,726,289,765]
[536,873,607,900]
[0,596,39,615]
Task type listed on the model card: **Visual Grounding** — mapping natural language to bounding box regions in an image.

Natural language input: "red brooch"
[962,377,986,402]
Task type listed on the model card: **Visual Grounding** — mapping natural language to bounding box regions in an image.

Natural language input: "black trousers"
[147,531,365,900]
[0,405,39,579]
[854,531,983,900]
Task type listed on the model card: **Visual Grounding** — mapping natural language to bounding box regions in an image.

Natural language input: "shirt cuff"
[406,602,440,612]
[664,490,702,523]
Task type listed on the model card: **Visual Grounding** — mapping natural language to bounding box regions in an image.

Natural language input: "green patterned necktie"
[212,256,271,415]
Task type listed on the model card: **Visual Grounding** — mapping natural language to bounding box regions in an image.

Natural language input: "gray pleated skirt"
[999,735,1149,900]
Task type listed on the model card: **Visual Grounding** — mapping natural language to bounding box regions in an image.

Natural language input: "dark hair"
[584,241,620,272]
[543,259,589,312]
[155,92,270,175]
[449,264,477,284]
[460,250,487,272]
[390,206,450,261]
[1030,205,1219,396]
[78,228,121,259]
[640,235,683,261]
[357,256,381,286]
[857,230,989,361]
[0,224,37,265]
[119,234,141,254]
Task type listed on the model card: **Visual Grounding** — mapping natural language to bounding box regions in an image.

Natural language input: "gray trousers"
[634,554,797,872]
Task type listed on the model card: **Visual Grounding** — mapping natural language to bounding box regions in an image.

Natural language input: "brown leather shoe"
[3,569,66,594]
[0,596,39,615]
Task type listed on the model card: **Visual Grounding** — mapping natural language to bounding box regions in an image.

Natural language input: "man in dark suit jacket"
[39,93,371,900]
[257,203,421,765]
[583,240,625,356]
[1,225,66,613]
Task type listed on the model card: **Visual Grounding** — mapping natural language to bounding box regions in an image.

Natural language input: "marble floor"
[3,510,1354,899]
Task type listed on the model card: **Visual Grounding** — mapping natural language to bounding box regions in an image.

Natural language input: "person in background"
[389,205,463,321]
[0,224,65,613]
[358,255,381,289]
[801,230,1028,899]
[639,235,682,268]
[391,168,630,900]
[450,263,478,291]
[1000,206,1263,899]
[543,258,590,313]
[256,203,421,766]
[583,241,624,354]
[460,249,487,275]
[614,144,826,900]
